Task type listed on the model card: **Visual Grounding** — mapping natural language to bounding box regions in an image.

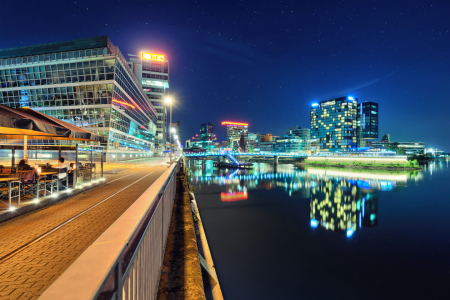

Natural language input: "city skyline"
[1,0,449,151]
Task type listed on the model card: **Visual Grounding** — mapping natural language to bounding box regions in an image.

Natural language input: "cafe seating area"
[0,157,103,212]
[0,104,104,212]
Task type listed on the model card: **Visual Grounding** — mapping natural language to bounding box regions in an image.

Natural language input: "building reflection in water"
[187,159,429,237]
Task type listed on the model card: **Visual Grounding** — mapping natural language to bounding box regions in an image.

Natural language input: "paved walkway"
[0,158,170,300]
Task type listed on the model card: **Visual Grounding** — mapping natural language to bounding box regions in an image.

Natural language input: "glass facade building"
[128,54,169,152]
[200,122,214,150]
[357,101,378,148]
[274,126,311,154]
[223,122,248,151]
[310,96,358,151]
[0,36,158,161]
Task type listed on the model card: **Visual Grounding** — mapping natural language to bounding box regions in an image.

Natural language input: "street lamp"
[165,97,173,162]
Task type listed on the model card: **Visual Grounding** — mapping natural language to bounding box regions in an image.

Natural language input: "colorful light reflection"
[112,99,135,109]
[220,192,248,202]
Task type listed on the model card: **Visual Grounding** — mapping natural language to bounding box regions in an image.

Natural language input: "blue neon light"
[348,96,355,101]
[312,103,319,107]
[311,219,319,228]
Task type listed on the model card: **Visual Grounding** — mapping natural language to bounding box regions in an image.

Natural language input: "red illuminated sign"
[220,192,248,202]
[112,99,135,109]
[141,52,165,62]
[221,121,248,126]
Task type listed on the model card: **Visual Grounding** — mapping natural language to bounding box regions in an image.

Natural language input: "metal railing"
[39,158,181,300]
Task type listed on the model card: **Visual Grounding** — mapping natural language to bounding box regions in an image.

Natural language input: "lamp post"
[165,97,173,163]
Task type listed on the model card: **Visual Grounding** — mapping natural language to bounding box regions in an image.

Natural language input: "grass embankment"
[299,159,421,170]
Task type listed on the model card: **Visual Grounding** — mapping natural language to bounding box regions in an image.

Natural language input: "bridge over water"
[184,152,307,166]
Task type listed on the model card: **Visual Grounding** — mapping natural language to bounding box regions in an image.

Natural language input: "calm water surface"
[188,159,450,300]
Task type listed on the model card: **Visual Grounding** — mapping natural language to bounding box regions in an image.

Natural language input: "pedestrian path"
[0,158,169,300]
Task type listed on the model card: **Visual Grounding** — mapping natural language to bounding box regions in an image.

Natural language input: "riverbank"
[296,160,422,170]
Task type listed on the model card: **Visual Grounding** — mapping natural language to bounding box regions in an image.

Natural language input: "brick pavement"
[0,161,169,300]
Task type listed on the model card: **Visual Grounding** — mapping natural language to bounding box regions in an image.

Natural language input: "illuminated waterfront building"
[222,121,248,151]
[0,36,157,161]
[396,142,425,155]
[274,126,310,154]
[357,101,378,148]
[245,132,260,152]
[260,141,274,153]
[310,96,358,151]
[371,134,425,155]
[128,51,169,152]
[200,122,214,150]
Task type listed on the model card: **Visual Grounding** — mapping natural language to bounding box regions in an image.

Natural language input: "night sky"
[1,0,449,150]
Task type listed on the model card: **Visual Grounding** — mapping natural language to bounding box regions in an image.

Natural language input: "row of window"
[0,59,116,88]
[142,65,169,73]
[36,108,155,145]
[0,84,114,108]
[114,61,157,124]
[0,48,109,67]
[142,73,168,80]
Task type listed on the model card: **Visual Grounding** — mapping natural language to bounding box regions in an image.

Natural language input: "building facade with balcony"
[0,36,158,161]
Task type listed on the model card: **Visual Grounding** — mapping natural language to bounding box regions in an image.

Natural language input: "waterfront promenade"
[0,157,169,300]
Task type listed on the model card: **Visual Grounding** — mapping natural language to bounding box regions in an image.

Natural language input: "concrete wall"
[306,156,407,164]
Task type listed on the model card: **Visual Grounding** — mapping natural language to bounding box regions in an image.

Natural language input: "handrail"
[39,158,180,300]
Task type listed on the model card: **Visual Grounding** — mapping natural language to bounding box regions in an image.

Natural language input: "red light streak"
[112,99,135,109]
[221,121,248,126]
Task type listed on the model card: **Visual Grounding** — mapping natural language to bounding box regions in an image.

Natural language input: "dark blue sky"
[1,0,449,150]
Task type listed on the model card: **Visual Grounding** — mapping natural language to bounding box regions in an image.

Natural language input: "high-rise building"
[357,101,378,148]
[221,121,248,151]
[200,122,214,150]
[128,52,169,152]
[221,141,227,147]
[0,36,158,161]
[274,126,310,154]
[310,96,358,151]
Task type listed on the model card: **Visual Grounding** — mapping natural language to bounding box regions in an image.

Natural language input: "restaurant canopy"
[0,104,103,142]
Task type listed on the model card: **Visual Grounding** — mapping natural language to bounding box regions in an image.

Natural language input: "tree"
[385,142,405,155]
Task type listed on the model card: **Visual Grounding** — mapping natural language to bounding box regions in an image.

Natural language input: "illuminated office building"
[200,122,214,150]
[310,96,358,151]
[245,132,260,152]
[128,52,169,151]
[357,101,378,148]
[0,36,157,161]
[274,126,310,154]
[222,121,248,151]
